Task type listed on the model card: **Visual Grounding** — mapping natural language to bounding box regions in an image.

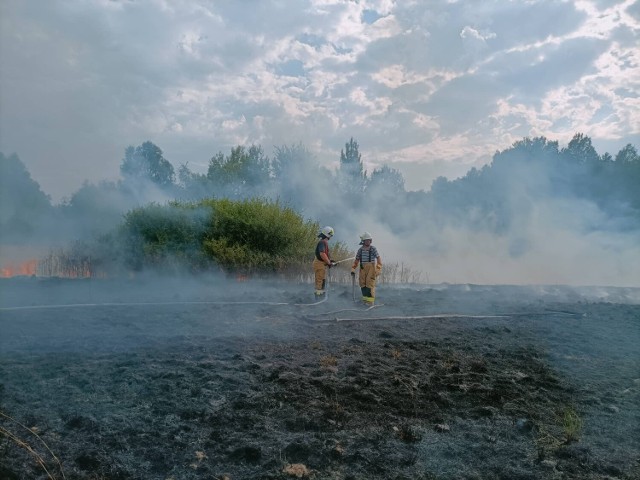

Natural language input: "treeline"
[1,133,639,274]
[420,134,640,236]
[0,137,404,243]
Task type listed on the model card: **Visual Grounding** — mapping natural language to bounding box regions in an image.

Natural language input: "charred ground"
[0,278,638,479]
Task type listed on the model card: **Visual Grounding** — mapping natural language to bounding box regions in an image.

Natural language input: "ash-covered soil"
[0,277,639,479]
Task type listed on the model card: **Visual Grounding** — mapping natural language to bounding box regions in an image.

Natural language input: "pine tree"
[338,137,367,199]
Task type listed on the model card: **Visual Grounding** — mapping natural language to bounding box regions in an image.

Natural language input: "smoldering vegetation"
[1,134,639,285]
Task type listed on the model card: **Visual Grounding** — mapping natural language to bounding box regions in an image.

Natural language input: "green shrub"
[562,406,583,443]
[115,197,352,275]
[201,198,351,273]
[121,202,210,271]
[202,198,313,259]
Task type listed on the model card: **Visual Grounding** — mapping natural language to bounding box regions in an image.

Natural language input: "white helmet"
[319,226,334,238]
[360,231,372,241]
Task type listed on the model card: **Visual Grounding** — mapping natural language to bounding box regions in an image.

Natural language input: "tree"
[271,143,322,209]
[614,144,639,164]
[338,137,367,199]
[365,165,408,230]
[272,143,315,180]
[61,180,130,238]
[613,143,640,211]
[0,152,54,241]
[494,136,559,165]
[600,152,613,163]
[206,145,271,198]
[561,133,600,164]
[245,145,271,187]
[120,141,175,188]
[367,165,405,196]
[175,163,212,200]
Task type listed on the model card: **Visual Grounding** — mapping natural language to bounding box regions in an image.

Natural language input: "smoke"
[376,193,639,287]
[1,136,639,287]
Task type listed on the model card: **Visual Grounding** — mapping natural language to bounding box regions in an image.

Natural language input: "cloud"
[0,0,638,202]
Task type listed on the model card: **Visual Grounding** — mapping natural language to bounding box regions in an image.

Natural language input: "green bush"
[116,198,351,275]
[121,202,210,271]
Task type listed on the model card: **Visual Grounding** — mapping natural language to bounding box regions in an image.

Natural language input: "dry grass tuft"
[535,405,584,459]
[0,411,66,480]
[283,462,311,477]
[319,354,338,368]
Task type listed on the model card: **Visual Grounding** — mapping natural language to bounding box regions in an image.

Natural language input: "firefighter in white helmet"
[313,226,336,296]
[351,231,382,304]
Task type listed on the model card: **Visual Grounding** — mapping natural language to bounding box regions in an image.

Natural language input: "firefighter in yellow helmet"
[351,231,382,304]
[313,226,336,296]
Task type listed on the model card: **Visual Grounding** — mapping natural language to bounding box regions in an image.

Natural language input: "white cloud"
[0,0,638,203]
[460,25,496,42]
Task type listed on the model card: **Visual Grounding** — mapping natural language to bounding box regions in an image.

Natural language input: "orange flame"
[0,259,38,278]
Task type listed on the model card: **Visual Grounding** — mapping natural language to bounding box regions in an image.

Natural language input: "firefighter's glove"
[350,269,356,276]
[375,264,382,276]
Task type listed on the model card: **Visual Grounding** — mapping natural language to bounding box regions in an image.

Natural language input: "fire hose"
[332,256,355,265]
[326,256,358,303]
[351,270,356,302]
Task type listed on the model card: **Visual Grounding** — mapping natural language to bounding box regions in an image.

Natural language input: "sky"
[1,0,639,203]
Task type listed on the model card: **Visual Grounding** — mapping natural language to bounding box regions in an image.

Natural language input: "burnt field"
[1,277,639,479]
